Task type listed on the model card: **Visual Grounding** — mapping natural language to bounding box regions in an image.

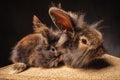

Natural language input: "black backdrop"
[0,0,120,67]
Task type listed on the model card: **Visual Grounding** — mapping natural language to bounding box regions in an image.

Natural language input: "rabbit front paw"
[9,62,27,74]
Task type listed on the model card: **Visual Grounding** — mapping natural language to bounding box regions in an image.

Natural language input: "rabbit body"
[10,16,64,73]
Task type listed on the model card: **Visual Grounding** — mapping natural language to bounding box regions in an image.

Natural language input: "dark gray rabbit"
[49,6,107,68]
[10,15,65,74]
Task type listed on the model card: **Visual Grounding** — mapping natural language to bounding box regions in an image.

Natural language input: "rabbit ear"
[49,7,74,32]
[33,15,49,32]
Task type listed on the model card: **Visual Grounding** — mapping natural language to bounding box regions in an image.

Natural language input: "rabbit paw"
[9,63,27,74]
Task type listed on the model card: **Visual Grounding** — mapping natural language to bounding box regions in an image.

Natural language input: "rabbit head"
[49,6,106,68]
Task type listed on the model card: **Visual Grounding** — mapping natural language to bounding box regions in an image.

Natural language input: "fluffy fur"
[10,15,64,73]
[49,6,107,68]
[10,6,107,74]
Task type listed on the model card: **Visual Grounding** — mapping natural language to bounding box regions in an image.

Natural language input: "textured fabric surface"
[0,54,120,80]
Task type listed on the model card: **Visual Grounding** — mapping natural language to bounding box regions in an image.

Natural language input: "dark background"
[0,0,120,67]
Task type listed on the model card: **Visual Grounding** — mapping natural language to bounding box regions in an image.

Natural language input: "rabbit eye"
[51,48,55,51]
[81,39,87,44]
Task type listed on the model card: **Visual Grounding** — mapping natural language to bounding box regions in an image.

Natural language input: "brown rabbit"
[49,6,107,68]
[10,15,65,74]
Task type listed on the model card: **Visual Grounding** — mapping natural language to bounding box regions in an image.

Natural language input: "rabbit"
[9,15,66,74]
[49,6,107,68]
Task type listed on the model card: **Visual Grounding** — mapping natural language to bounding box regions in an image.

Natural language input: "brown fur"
[10,15,63,73]
[10,6,108,74]
[49,6,107,68]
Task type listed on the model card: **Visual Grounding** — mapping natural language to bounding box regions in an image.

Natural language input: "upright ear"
[49,7,74,32]
[33,15,49,33]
